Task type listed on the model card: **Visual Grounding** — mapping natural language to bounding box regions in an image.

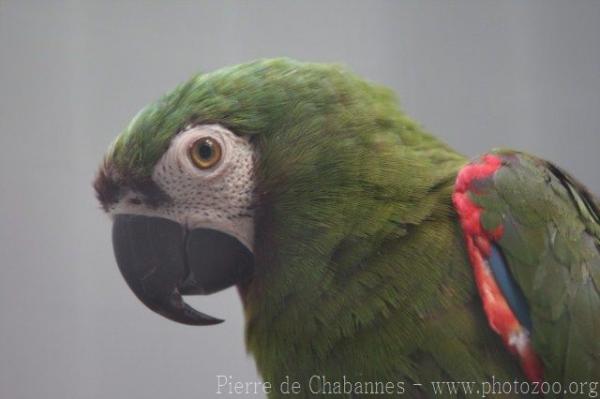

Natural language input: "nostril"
[128,198,142,205]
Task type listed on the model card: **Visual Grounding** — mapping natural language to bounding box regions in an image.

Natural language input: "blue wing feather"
[488,244,533,331]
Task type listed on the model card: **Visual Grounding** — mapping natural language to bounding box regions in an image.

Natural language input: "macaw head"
[94,58,440,327]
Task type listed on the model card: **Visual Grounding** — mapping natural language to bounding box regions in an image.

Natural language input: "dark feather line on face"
[129,178,171,208]
[184,118,248,137]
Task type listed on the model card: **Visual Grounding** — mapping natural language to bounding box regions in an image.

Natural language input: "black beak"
[111,214,254,326]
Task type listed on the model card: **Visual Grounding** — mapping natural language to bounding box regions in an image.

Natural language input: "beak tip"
[202,317,225,326]
[180,316,225,326]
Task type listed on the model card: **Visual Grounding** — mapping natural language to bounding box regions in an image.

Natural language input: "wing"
[453,150,600,383]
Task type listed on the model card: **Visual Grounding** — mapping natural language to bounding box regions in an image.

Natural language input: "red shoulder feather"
[453,154,543,383]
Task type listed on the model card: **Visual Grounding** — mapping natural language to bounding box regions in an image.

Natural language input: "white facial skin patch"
[110,124,256,252]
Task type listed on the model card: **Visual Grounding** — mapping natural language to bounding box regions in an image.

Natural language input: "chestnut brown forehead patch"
[93,163,121,211]
[93,161,171,211]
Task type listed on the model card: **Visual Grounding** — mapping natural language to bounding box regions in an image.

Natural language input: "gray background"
[1,1,599,398]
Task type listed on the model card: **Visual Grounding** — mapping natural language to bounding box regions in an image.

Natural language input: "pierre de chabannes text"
[216,375,599,397]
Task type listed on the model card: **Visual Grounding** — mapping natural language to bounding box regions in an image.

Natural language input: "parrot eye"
[189,137,222,169]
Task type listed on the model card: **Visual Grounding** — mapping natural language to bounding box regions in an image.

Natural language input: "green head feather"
[108,58,458,178]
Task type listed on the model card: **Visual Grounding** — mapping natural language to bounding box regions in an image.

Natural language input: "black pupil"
[198,141,213,160]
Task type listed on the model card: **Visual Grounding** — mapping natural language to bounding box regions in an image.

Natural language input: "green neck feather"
[235,62,468,386]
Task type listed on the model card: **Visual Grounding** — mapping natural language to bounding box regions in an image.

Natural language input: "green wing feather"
[471,150,600,382]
